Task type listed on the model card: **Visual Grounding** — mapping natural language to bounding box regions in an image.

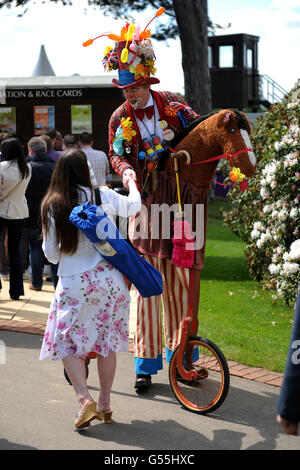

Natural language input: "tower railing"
[259,74,288,104]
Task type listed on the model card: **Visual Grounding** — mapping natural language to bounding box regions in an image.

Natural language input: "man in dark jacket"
[25,137,55,291]
[277,287,300,435]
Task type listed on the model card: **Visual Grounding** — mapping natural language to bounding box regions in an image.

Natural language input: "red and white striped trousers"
[134,255,192,360]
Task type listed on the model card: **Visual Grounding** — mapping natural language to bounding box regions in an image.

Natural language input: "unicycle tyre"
[169,336,230,414]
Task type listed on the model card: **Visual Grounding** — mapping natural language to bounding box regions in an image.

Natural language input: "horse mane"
[171,112,214,147]
[157,112,214,171]
[233,110,250,131]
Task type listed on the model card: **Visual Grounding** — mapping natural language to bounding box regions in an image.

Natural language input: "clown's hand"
[122,168,137,189]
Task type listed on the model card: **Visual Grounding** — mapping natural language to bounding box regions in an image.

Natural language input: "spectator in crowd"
[63,134,78,150]
[39,148,141,428]
[40,134,60,163]
[63,133,99,188]
[0,138,31,300]
[1,134,29,281]
[78,132,109,187]
[0,133,10,284]
[25,137,56,291]
[6,137,31,278]
[45,129,64,152]
[0,228,9,281]
[0,133,8,279]
[0,133,9,160]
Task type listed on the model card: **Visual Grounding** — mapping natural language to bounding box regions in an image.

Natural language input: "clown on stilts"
[83,7,205,391]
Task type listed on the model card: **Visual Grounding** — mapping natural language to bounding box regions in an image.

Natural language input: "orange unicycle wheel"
[169,336,230,414]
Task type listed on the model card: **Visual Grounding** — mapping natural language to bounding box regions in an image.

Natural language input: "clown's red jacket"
[108,90,199,188]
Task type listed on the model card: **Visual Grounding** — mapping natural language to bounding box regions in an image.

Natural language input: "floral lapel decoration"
[164,105,178,118]
[113,117,137,156]
[121,117,137,141]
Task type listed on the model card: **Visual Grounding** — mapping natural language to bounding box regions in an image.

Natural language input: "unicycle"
[169,316,230,414]
[167,151,229,413]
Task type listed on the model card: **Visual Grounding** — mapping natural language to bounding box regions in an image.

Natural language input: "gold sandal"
[96,409,113,423]
[74,401,97,429]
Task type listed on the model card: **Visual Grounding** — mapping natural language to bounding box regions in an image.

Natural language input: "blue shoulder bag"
[69,189,163,298]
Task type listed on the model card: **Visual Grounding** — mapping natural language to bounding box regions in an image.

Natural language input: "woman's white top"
[0,161,32,219]
[42,185,141,277]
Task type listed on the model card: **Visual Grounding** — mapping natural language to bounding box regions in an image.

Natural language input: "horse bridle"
[169,147,253,167]
[170,146,253,191]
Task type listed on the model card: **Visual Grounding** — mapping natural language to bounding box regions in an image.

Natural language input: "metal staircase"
[257,74,288,109]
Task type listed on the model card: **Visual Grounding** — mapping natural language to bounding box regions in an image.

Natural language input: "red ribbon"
[168,147,253,166]
[188,148,253,166]
[168,147,253,191]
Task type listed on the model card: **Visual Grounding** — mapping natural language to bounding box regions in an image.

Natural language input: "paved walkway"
[1,329,297,450]
[0,277,283,387]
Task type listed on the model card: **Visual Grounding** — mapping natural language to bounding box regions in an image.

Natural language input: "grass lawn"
[197,198,295,372]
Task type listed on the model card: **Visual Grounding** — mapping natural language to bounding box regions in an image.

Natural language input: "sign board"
[0,88,86,101]
[71,104,92,134]
[34,105,55,135]
[0,107,16,133]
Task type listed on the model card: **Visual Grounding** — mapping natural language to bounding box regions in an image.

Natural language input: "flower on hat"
[137,39,155,60]
[145,59,156,75]
[129,63,150,80]
[84,7,165,88]
[139,29,151,40]
[102,46,118,71]
[104,45,113,57]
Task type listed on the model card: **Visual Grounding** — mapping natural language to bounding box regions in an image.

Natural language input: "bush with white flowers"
[223,79,300,305]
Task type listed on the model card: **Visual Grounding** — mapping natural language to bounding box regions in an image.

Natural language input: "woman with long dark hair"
[39,149,141,429]
[0,138,31,300]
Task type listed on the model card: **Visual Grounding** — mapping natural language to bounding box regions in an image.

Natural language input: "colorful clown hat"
[83,7,165,89]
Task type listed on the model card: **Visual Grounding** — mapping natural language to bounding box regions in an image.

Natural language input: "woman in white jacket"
[0,138,31,299]
[39,148,141,429]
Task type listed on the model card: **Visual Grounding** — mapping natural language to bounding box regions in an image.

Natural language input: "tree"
[172,0,211,115]
[0,0,212,114]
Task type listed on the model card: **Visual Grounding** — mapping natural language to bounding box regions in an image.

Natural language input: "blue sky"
[0,0,299,95]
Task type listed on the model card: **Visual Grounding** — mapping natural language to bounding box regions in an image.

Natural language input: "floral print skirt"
[39,260,130,361]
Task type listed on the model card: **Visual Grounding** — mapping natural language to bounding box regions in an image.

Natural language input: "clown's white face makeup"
[123,85,151,109]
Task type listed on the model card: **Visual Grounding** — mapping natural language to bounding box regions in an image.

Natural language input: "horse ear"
[224,112,231,123]
[217,110,232,128]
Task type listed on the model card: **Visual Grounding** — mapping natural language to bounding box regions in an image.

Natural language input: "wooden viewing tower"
[208,33,261,110]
